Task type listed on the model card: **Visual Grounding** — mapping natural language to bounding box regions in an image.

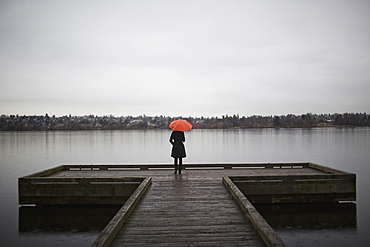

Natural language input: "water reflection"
[19,205,121,233]
[254,203,357,230]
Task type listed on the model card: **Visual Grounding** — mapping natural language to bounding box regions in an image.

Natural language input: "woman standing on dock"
[168,119,192,175]
[169,130,186,174]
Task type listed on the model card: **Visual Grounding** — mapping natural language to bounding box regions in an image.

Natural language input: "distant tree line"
[0,112,369,131]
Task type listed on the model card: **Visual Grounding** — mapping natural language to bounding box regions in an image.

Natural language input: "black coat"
[169,131,186,158]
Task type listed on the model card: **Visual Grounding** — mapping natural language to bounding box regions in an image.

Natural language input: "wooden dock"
[18,163,356,247]
[111,170,266,246]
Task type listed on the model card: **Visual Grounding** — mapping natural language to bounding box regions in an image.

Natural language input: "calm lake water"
[0,128,369,246]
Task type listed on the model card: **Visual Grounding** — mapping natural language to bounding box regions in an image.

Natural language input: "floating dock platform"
[19,163,356,247]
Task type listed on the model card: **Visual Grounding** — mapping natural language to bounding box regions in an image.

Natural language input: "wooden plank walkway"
[111,172,266,246]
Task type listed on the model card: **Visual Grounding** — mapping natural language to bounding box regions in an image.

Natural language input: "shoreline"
[1,112,369,131]
[1,125,368,131]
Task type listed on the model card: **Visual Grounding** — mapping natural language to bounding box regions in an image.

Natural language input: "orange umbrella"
[169,119,193,132]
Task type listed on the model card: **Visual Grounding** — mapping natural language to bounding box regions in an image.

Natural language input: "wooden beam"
[61,162,310,170]
[223,176,286,247]
[91,176,152,247]
[18,177,148,205]
[229,173,356,203]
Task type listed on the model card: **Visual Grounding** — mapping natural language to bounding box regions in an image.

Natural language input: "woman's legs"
[174,158,183,174]
[174,158,178,174]
[178,158,182,174]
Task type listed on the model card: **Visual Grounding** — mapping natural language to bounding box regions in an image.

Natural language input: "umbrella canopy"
[169,119,193,132]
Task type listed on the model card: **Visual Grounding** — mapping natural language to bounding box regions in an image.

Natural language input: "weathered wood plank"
[113,236,263,243]
[118,225,255,234]
[22,165,65,178]
[308,162,349,174]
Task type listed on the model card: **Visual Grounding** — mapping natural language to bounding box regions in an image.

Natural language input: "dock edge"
[91,176,152,247]
[223,176,286,247]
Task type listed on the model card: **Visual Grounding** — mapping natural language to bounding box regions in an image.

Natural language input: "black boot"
[174,164,178,174]
[179,164,182,174]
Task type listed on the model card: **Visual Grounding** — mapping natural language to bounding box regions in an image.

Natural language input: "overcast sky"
[0,0,369,117]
